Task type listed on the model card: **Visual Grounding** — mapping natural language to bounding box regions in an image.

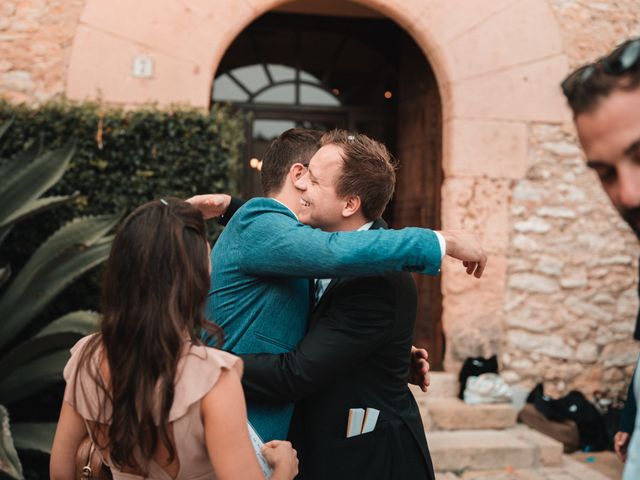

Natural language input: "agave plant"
[0,120,119,479]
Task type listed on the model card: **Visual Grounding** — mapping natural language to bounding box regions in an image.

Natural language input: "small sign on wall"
[132,55,154,78]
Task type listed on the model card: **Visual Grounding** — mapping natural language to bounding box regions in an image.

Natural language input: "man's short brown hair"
[320,129,396,221]
[261,128,322,195]
[562,37,640,116]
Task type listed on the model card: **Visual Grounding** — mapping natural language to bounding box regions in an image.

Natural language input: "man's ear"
[342,195,361,218]
[289,163,307,181]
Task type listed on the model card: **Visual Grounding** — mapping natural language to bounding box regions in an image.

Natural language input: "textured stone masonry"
[502,120,640,398]
[0,0,85,103]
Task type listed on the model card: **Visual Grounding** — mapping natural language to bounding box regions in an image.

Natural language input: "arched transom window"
[213,63,340,107]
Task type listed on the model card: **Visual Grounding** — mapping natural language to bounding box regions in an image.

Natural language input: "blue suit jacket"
[206,197,442,441]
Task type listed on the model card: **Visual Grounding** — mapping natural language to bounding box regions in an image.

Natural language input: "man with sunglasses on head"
[561,37,640,479]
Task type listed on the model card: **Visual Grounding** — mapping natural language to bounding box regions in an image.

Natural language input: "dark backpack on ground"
[527,383,609,451]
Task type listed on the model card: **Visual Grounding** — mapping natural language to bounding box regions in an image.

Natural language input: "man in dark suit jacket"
[240,130,435,479]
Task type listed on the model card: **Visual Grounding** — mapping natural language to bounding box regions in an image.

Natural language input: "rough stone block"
[441,253,506,305]
[506,331,573,360]
[441,178,511,254]
[508,274,559,294]
[0,70,33,92]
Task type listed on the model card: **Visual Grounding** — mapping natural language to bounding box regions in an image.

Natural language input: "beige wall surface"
[2,0,640,398]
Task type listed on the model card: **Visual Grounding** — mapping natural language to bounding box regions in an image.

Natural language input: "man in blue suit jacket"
[197,128,487,441]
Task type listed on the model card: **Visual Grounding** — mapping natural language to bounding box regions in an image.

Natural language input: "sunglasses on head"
[561,38,640,101]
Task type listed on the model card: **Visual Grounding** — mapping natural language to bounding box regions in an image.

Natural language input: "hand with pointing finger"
[437,229,488,278]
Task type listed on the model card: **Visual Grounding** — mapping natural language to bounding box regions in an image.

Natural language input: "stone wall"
[501,122,640,398]
[550,0,640,70]
[0,0,85,103]
[498,0,640,398]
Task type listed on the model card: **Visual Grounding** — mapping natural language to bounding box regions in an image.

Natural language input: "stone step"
[449,455,614,480]
[421,398,517,431]
[451,459,613,480]
[425,371,459,398]
[510,425,563,467]
[428,428,563,473]
[429,430,535,472]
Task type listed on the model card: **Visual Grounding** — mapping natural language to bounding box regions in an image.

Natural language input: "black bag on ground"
[527,383,609,451]
[458,355,498,400]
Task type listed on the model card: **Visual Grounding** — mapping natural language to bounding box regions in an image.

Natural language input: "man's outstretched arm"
[237,200,486,279]
[188,194,487,278]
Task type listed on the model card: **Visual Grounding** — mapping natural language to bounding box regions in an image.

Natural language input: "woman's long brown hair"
[75,197,222,471]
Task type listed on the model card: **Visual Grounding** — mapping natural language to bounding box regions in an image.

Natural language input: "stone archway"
[66,0,570,371]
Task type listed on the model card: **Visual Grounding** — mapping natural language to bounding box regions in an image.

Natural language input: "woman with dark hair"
[50,198,298,479]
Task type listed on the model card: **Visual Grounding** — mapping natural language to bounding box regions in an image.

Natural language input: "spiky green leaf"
[0,405,23,480]
[0,266,10,289]
[0,311,99,382]
[0,214,118,340]
[0,194,77,230]
[7,214,118,295]
[0,235,113,350]
[0,350,70,405]
[0,135,43,185]
[36,310,101,338]
[12,422,56,455]
[0,118,13,143]
[0,142,75,225]
[0,224,12,248]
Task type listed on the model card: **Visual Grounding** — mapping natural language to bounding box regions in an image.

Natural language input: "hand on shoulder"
[186,194,231,219]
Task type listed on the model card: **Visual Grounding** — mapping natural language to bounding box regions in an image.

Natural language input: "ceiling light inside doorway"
[384,90,393,99]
